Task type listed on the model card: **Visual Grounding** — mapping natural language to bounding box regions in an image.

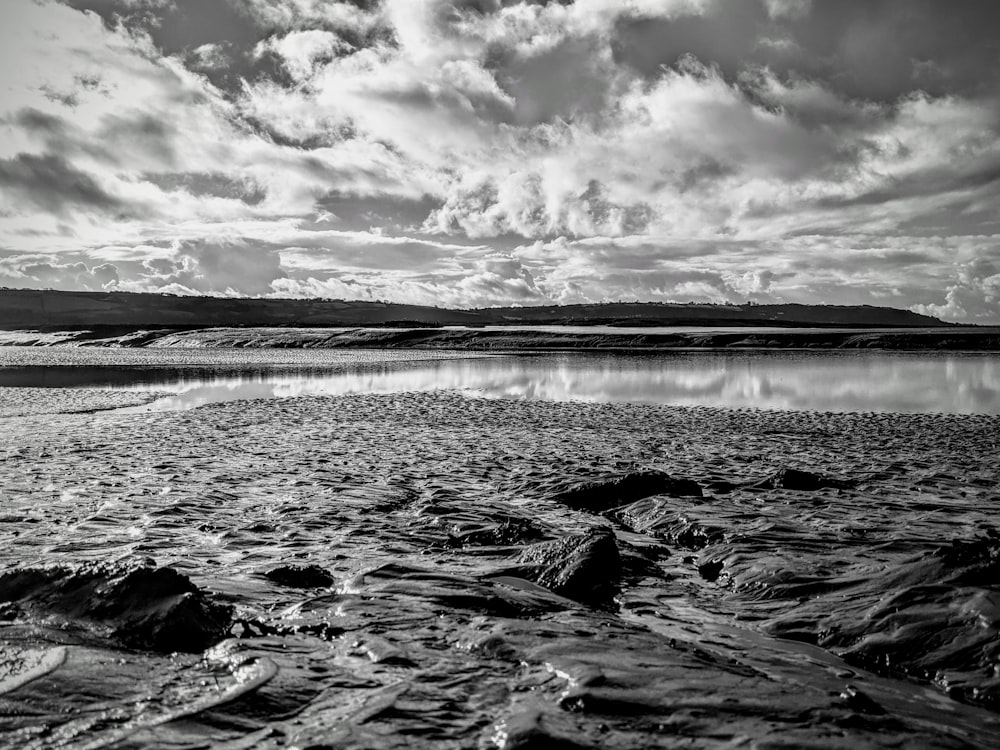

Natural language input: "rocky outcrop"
[263,564,335,588]
[548,470,702,514]
[515,528,621,608]
[0,561,233,652]
[751,468,855,491]
[449,517,547,547]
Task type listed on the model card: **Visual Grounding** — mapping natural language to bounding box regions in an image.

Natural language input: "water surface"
[2,350,997,414]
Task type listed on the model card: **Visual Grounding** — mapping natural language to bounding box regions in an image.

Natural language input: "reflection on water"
[3,352,999,414]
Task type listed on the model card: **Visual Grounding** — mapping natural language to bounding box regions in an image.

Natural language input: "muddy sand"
[1,353,999,748]
[3,325,1000,351]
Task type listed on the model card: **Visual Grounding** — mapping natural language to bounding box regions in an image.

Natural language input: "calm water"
[1,351,998,413]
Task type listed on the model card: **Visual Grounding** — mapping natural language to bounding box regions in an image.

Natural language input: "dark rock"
[0,562,232,653]
[752,468,855,492]
[697,559,724,582]
[702,478,740,494]
[516,527,621,608]
[451,517,547,547]
[611,500,725,550]
[549,470,702,514]
[839,685,887,715]
[352,562,554,617]
[496,708,594,750]
[618,545,669,582]
[263,564,335,589]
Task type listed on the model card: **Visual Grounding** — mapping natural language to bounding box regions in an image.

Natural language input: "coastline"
[2,324,999,351]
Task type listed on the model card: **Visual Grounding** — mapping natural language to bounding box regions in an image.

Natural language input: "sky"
[1,0,999,321]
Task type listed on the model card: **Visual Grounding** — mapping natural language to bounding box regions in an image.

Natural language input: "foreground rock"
[514,528,621,608]
[751,467,856,491]
[0,562,233,652]
[263,564,335,588]
[548,470,702,514]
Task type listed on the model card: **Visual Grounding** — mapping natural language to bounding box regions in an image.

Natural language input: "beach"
[3,325,1000,351]
[1,348,999,748]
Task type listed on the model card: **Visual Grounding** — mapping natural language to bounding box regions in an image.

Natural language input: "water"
[1,350,997,414]
[2,347,1000,748]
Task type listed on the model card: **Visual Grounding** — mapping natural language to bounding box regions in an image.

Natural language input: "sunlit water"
[1,351,997,414]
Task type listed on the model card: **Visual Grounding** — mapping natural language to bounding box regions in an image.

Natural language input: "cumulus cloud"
[0,253,120,291]
[912,256,1000,323]
[256,29,349,81]
[0,0,996,320]
[763,0,811,20]
[110,238,285,296]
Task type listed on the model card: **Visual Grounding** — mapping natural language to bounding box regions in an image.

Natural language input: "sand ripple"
[0,383,998,747]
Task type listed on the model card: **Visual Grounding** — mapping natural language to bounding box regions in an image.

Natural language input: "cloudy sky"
[1,0,999,320]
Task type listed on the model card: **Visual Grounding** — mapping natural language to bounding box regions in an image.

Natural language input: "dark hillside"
[0,289,949,329]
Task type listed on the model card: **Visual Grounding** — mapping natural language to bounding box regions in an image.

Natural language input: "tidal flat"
[1,348,999,749]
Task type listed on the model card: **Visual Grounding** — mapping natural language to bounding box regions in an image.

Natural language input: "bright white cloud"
[0,0,997,321]
[257,29,349,81]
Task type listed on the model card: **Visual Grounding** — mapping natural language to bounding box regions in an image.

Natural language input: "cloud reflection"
[113,353,1000,415]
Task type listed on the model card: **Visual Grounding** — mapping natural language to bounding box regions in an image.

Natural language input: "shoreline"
[2,325,1000,351]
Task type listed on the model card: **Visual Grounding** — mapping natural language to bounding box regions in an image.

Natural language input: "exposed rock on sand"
[449,516,547,547]
[547,470,702,514]
[0,562,232,652]
[263,564,335,588]
[612,500,726,550]
[751,467,855,491]
[494,707,594,749]
[515,528,621,608]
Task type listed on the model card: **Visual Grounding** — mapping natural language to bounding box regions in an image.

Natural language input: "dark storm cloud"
[815,160,1000,210]
[613,0,1000,102]
[142,172,267,204]
[10,109,73,145]
[8,107,177,173]
[64,0,263,53]
[0,154,125,216]
[61,0,389,95]
[99,113,178,166]
[311,192,442,232]
[62,0,291,94]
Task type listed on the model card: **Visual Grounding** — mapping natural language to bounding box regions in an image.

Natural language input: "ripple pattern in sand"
[0,389,999,748]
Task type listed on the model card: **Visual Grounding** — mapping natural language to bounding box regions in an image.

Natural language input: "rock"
[494,707,593,750]
[611,500,725,550]
[450,517,547,547]
[549,470,702,514]
[516,528,621,608]
[752,468,855,491]
[697,559,724,582]
[263,564,335,588]
[0,562,232,653]
[839,685,886,715]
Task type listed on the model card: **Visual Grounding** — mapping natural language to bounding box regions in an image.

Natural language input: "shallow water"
[1,349,998,414]
[1,349,999,748]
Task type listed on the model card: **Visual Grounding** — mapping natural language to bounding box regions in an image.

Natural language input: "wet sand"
[2,325,1000,351]
[1,354,999,748]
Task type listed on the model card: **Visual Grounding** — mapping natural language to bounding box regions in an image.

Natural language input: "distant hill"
[463,301,948,328]
[0,288,949,329]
